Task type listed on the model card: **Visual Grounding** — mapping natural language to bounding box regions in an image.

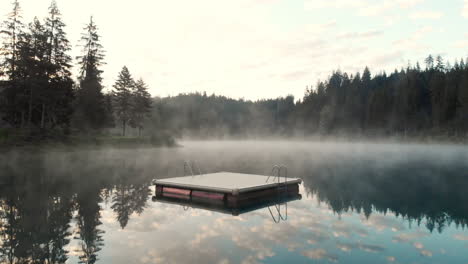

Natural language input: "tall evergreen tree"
[20,17,48,128]
[0,0,23,79]
[0,0,26,127]
[40,0,74,130]
[425,55,434,70]
[74,16,106,131]
[113,66,134,136]
[130,78,152,136]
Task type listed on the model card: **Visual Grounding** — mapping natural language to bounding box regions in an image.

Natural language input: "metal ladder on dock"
[180,160,203,211]
[267,165,288,223]
[184,160,203,176]
[265,164,288,184]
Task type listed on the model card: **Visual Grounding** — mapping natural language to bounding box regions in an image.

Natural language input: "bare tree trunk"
[122,120,126,136]
[28,86,33,127]
[138,126,141,137]
[20,111,25,129]
[41,103,46,129]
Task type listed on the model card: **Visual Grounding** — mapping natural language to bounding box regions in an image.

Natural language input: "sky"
[1,0,468,100]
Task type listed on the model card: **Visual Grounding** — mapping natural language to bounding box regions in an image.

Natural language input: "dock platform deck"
[153,172,302,208]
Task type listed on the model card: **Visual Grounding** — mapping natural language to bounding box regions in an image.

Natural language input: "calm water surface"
[1,141,468,263]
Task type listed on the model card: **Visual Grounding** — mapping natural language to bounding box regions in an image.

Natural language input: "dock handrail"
[183,160,203,176]
[192,162,203,175]
[266,164,287,184]
[183,161,195,176]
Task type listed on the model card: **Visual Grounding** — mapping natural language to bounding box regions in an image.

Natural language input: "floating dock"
[152,172,302,209]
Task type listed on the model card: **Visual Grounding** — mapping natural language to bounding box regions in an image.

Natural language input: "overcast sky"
[1,0,467,100]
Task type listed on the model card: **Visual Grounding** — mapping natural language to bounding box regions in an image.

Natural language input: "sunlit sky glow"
[1,0,468,100]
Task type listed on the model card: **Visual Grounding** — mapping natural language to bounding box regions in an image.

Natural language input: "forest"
[1,0,468,145]
[150,58,468,140]
[0,1,152,145]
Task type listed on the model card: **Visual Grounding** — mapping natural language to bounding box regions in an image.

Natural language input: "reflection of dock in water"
[152,171,302,217]
[152,191,301,216]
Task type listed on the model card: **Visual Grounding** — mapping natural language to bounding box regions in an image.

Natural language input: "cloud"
[304,0,366,10]
[336,30,384,40]
[358,0,424,17]
[305,0,423,15]
[393,26,433,50]
[453,39,468,48]
[463,0,468,18]
[387,256,396,262]
[397,0,426,9]
[358,1,394,17]
[409,11,443,20]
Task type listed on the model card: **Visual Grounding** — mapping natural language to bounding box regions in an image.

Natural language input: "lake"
[1,141,468,263]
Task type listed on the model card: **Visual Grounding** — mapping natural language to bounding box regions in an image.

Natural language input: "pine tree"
[130,78,152,136]
[103,92,115,128]
[41,0,74,130]
[113,66,134,136]
[0,0,25,127]
[74,16,106,131]
[0,0,24,79]
[425,55,434,70]
[21,17,48,128]
[436,55,445,72]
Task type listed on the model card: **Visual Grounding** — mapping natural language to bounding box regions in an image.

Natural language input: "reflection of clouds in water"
[413,242,424,249]
[118,204,189,232]
[420,249,433,257]
[301,248,338,262]
[453,234,468,241]
[190,225,220,246]
[392,231,429,243]
[142,197,390,263]
[331,220,368,238]
[140,197,385,263]
[392,231,435,258]
[336,241,385,253]
[93,189,466,263]
[362,214,406,232]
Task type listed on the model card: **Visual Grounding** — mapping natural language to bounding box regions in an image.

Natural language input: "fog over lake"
[1,141,468,263]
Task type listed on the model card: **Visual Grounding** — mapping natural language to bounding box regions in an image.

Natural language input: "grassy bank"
[0,128,176,150]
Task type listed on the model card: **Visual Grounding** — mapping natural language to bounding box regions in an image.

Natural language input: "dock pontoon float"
[152,163,302,214]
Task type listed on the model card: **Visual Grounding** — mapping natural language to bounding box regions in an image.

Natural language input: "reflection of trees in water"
[75,188,105,264]
[301,158,468,233]
[0,155,155,263]
[0,175,74,264]
[111,174,151,229]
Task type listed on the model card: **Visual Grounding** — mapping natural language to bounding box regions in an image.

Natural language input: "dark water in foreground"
[1,141,468,263]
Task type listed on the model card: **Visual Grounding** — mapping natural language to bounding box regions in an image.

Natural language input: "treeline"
[149,56,468,140]
[149,93,295,138]
[0,0,152,141]
[298,56,468,138]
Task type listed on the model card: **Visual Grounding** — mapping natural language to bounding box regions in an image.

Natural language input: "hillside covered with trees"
[149,59,468,140]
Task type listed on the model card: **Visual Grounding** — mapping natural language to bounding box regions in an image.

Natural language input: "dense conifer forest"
[1,0,467,144]
[150,60,468,139]
[0,1,152,144]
